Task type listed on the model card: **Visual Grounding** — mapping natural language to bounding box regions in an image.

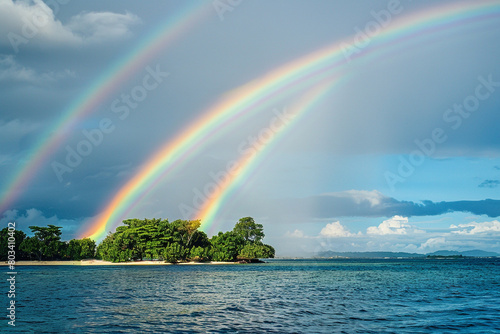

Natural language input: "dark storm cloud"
[273,190,500,219]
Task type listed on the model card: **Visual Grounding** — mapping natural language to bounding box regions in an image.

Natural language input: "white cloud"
[329,189,386,207]
[451,220,500,235]
[285,229,305,238]
[0,0,140,51]
[297,216,500,254]
[0,208,82,235]
[366,216,425,235]
[0,0,77,49]
[419,237,447,251]
[67,11,140,43]
[320,221,355,238]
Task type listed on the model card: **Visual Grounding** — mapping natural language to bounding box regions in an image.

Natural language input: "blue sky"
[1,0,500,256]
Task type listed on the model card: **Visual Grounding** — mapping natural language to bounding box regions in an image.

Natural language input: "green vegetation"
[96,218,210,262]
[96,217,275,263]
[0,227,27,261]
[65,238,96,260]
[0,225,96,261]
[1,217,274,263]
[20,225,65,261]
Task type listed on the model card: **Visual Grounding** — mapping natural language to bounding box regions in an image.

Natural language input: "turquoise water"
[3,258,500,333]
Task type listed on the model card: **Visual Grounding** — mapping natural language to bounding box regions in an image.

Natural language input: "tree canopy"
[18,225,97,261]
[20,225,64,261]
[7,216,274,263]
[96,217,274,263]
[0,227,27,261]
[233,217,265,243]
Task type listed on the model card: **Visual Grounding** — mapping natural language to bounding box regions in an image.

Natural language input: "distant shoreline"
[2,260,240,266]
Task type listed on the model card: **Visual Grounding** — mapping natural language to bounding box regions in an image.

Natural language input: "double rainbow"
[196,79,338,233]
[74,1,500,240]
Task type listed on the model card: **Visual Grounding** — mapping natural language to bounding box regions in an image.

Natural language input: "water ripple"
[3,258,500,333]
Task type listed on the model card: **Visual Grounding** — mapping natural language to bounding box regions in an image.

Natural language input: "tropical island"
[1,217,275,264]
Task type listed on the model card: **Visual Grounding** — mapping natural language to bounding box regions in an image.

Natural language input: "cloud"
[0,0,77,49]
[0,118,41,154]
[0,0,139,52]
[330,190,385,207]
[367,216,425,235]
[0,54,76,83]
[419,237,447,251]
[0,208,83,237]
[451,220,500,235]
[67,11,140,43]
[0,54,35,81]
[478,180,500,188]
[282,190,500,218]
[287,215,500,254]
[285,229,305,238]
[320,221,355,238]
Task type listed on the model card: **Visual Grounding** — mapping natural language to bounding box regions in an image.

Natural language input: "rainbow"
[0,2,211,214]
[82,1,500,241]
[196,79,338,233]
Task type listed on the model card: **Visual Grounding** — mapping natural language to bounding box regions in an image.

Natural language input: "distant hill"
[426,250,460,256]
[315,251,425,259]
[316,249,500,259]
[428,249,500,257]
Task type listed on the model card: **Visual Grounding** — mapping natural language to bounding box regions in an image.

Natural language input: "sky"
[1,0,500,257]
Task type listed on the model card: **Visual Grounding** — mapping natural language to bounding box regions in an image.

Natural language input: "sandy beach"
[2,260,240,266]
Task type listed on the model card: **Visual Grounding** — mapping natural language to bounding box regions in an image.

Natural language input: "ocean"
[3,258,500,333]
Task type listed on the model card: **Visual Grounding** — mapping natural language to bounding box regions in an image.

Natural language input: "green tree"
[96,232,118,261]
[233,217,265,243]
[96,230,135,262]
[0,228,27,261]
[79,238,96,259]
[238,243,275,259]
[95,218,203,263]
[20,225,64,260]
[94,216,275,263]
[182,219,202,247]
[114,225,140,261]
[170,219,202,248]
[210,231,245,262]
[116,219,146,260]
[190,230,210,248]
[20,237,41,260]
[66,238,96,260]
[163,243,186,263]
[189,246,211,262]
[97,219,171,262]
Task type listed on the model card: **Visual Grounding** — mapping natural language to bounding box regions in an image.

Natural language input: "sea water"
[3,258,500,333]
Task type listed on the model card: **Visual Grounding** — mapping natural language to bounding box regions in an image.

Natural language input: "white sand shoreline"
[2,260,240,266]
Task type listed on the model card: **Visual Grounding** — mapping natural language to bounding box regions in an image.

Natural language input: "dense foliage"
[96,218,209,262]
[2,217,274,263]
[0,225,96,261]
[0,227,27,261]
[97,217,275,263]
[20,225,65,260]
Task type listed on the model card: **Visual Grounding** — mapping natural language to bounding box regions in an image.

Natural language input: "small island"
[426,255,465,259]
[1,217,275,264]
